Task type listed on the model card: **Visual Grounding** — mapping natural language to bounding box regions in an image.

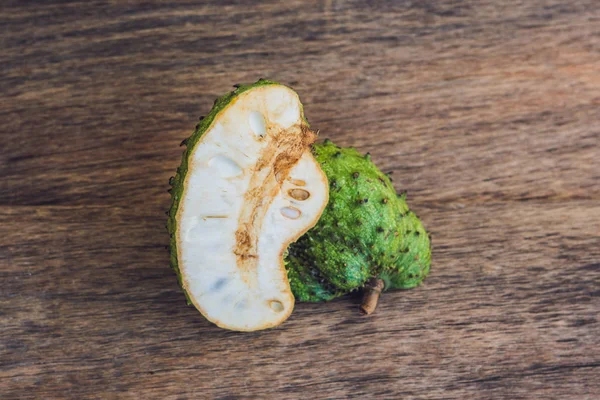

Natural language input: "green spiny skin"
[285,140,431,302]
[166,79,288,305]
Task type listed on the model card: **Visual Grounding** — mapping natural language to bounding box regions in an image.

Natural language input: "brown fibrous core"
[360,278,385,315]
[233,125,317,284]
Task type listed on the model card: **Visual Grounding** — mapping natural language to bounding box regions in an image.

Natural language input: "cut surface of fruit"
[168,81,328,331]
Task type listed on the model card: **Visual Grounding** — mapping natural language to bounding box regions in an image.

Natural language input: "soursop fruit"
[168,80,431,330]
[285,140,431,306]
[167,80,329,331]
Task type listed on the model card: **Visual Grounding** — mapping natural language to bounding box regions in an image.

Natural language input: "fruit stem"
[359,278,385,316]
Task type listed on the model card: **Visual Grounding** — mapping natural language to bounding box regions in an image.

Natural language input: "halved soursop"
[167,80,329,331]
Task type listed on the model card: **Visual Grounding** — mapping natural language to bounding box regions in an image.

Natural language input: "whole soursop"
[285,140,431,307]
[167,80,329,331]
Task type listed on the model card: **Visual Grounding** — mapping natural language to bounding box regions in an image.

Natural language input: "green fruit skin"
[167,79,295,305]
[286,141,431,302]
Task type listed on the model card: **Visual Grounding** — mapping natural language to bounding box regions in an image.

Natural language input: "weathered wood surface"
[1,1,599,399]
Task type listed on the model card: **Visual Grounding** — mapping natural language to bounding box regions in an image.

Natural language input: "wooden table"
[2,1,599,399]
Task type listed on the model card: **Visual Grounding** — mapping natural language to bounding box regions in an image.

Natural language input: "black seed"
[378,177,386,185]
[352,172,360,179]
[356,220,362,226]
[180,138,188,146]
[233,84,241,88]
[334,151,341,158]
[363,198,369,203]
[386,171,394,175]
[376,227,384,233]
[199,115,205,120]
[167,189,172,193]
[414,231,420,236]
[331,180,337,188]
[165,211,169,216]
[213,98,219,105]
[324,138,331,144]
[169,177,175,185]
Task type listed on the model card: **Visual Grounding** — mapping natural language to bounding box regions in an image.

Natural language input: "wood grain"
[1,1,599,399]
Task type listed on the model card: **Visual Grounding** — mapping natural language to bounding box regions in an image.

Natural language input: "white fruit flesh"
[177,85,328,331]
